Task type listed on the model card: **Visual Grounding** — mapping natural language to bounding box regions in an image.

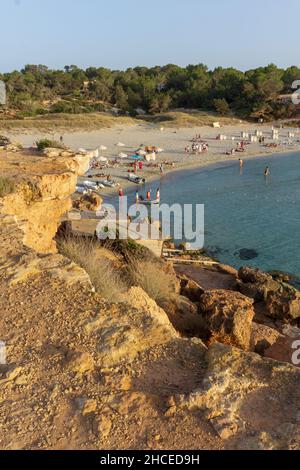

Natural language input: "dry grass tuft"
[0,112,137,132]
[128,259,178,305]
[0,177,15,198]
[58,236,128,302]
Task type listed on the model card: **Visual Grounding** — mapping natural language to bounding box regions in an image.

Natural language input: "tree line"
[0,63,299,120]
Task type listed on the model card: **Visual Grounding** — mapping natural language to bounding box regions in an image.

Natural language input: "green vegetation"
[36,138,65,151]
[0,63,299,122]
[0,177,15,197]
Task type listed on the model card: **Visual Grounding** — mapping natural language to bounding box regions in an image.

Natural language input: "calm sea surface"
[112,151,300,278]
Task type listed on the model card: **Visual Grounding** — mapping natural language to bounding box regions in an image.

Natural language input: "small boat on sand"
[97,179,117,188]
[76,186,89,195]
[139,198,160,206]
[82,180,105,190]
[128,173,146,184]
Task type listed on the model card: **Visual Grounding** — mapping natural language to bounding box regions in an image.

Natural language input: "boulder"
[239,266,273,284]
[176,343,300,448]
[217,264,239,277]
[180,276,204,303]
[237,267,280,302]
[250,322,283,354]
[162,295,208,338]
[265,336,300,367]
[66,351,95,375]
[266,289,300,320]
[86,287,177,367]
[73,193,103,212]
[199,289,255,351]
[282,324,300,338]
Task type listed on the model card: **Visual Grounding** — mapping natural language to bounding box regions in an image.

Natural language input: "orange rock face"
[0,150,79,253]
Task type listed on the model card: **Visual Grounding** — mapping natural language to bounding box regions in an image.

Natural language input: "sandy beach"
[7,122,300,195]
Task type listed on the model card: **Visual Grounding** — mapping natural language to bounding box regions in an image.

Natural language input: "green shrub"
[36,139,64,151]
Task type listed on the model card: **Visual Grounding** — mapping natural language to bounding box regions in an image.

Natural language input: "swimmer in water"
[264,166,270,177]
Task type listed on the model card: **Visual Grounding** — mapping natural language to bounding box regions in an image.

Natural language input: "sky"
[1,0,299,72]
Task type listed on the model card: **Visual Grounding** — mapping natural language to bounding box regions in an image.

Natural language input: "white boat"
[98,179,117,188]
[82,180,100,189]
[139,198,160,205]
[76,186,89,195]
[80,180,105,190]
[128,173,146,184]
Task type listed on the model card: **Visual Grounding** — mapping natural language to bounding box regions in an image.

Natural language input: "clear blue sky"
[1,0,299,72]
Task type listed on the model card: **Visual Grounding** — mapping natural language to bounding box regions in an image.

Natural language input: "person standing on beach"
[239,158,244,168]
[135,191,139,204]
[264,166,270,177]
[119,188,124,198]
[156,188,161,202]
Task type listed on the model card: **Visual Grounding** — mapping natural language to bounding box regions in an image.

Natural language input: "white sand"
[8,123,300,194]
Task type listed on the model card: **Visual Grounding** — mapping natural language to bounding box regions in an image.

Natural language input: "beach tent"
[213,122,221,128]
[116,142,125,147]
[99,145,107,151]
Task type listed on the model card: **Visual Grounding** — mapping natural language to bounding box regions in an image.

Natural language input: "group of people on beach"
[185,134,209,155]
[118,187,161,203]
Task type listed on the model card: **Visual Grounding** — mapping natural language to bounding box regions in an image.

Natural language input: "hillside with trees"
[0,63,299,121]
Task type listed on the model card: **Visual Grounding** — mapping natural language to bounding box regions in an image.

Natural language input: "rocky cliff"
[1,148,300,450]
[0,149,88,253]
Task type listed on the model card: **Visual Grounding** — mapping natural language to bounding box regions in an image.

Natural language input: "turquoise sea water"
[120,151,300,278]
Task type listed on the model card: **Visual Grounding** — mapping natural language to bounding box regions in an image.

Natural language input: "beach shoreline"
[6,122,300,196]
